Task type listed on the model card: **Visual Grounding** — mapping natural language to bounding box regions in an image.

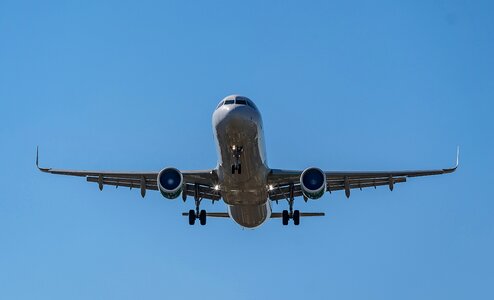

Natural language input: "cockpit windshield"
[216,95,258,110]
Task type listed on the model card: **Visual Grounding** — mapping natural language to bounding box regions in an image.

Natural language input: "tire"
[199,209,207,225]
[188,210,196,225]
[293,210,300,226]
[282,210,289,226]
[238,164,242,174]
[231,164,236,174]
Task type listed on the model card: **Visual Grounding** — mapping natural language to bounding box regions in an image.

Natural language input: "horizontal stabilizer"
[270,212,325,218]
[181,212,230,218]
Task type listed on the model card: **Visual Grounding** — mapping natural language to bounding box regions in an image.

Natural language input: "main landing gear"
[282,209,300,226]
[282,183,300,226]
[187,185,207,226]
[188,208,206,226]
[231,145,243,174]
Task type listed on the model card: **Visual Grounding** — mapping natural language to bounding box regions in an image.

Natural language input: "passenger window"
[225,100,234,105]
[236,99,247,105]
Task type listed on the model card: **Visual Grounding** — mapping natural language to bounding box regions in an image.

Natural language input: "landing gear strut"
[231,145,243,174]
[188,184,207,226]
[282,183,300,226]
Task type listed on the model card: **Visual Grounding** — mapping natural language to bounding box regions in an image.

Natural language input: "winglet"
[36,146,50,172]
[456,146,460,168]
[444,146,460,173]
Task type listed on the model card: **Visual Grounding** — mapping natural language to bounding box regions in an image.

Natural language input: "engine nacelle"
[157,167,184,199]
[300,167,326,199]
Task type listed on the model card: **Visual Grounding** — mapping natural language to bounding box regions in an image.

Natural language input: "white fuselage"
[212,98,271,228]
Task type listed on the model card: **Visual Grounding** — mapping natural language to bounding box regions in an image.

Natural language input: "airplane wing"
[267,148,459,201]
[36,148,220,200]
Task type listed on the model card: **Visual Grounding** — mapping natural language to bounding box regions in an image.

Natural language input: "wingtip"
[456,146,460,168]
[36,146,49,172]
[444,146,460,173]
[36,146,39,168]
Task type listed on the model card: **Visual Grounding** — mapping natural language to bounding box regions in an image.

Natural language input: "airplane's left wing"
[268,149,459,201]
[36,148,220,200]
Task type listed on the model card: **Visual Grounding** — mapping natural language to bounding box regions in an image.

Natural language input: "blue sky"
[1,0,493,299]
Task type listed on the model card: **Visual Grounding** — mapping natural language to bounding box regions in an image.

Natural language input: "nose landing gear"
[231,164,242,175]
[231,145,243,174]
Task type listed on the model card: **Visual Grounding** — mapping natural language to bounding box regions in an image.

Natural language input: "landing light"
[269,185,274,191]
[214,185,220,190]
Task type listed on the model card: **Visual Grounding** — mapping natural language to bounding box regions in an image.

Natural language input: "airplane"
[37,95,459,228]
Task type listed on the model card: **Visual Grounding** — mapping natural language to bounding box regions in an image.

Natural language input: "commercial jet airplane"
[37,95,459,228]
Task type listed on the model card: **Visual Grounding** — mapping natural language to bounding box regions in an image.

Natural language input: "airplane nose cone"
[212,102,263,144]
[221,105,258,129]
[226,105,253,120]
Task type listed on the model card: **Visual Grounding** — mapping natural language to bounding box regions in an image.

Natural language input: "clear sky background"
[1,0,493,299]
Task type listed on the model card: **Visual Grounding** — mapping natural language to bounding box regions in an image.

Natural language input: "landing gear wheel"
[293,210,300,225]
[199,209,207,225]
[188,210,196,225]
[231,164,242,175]
[282,210,289,226]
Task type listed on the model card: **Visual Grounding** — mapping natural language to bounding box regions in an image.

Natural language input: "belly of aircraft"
[227,202,271,228]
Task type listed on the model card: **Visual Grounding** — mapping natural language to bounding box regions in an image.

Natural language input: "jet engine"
[300,167,326,199]
[157,167,184,199]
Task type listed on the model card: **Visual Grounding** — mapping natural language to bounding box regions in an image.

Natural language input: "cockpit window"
[218,96,257,109]
[246,100,257,110]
